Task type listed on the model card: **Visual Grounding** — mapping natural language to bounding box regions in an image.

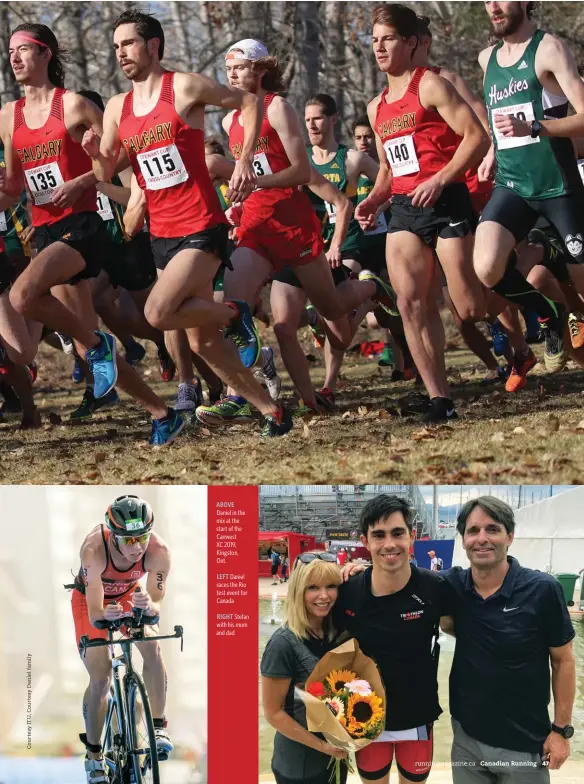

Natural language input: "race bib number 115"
[137,144,189,191]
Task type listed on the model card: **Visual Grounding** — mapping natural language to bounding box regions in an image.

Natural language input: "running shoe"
[150,408,185,446]
[55,332,74,354]
[124,340,146,367]
[254,346,282,400]
[423,397,458,423]
[523,310,544,344]
[85,331,117,399]
[70,387,120,420]
[261,405,293,437]
[174,379,204,412]
[568,312,584,350]
[224,299,261,368]
[358,270,399,317]
[292,400,321,418]
[538,309,567,373]
[154,727,174,761]
[305,304,326,348]
[378,345,394,367]
[505,349,537,393]
[72,356,85,384]
[195,396,255,427]
[28,362,38,384]
[157,343,176,383]
[316,387,336,410]
[487,319,509,357]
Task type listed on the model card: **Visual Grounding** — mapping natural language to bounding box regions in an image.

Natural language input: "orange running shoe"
[568,312,584,350]
[505,350,537,393]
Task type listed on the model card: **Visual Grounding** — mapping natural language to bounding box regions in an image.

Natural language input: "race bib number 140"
[384,134,420,177]
[137,144,189,191]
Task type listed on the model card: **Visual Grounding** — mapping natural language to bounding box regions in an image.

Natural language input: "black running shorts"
[102,231,157,292]
[272,263,352,289]
[388,182,474,247]
[150,223,232,272]
[34,211,106,284]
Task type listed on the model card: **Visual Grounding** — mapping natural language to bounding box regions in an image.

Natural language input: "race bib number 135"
[25,161,65,205]
[137,144,189,191]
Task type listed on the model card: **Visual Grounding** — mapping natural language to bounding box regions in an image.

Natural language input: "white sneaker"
[254,346,281,400]
[174,379,203,412]
[55,332,75,354]
[155,726,174,760]
[84,757,109,783]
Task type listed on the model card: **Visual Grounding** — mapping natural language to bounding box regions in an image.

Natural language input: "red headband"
[10,33,50,50]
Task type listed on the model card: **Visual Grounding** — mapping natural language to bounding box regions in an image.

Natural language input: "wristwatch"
[530,120,543,138]
[551,723,574,739]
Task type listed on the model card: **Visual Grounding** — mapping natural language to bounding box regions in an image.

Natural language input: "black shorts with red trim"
[34,211,106,285]
[151,222,232,272]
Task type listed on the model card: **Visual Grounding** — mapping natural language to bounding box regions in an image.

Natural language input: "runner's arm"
[141,544,171,616]
[123,173,147,238]
[85,94,124,183]
[549,641,576,728]
[439,615,455,637]
[258,97,312,188]
[0,104,25,198]
[538,35,584,137]
[354,98,392,225]
[97,167,133,207]
[308,169,353,266]
[206,153,235,181]
[440,69,489,132]
[80,544,108,625]
[351,149,380,183]
[421,72,490,186]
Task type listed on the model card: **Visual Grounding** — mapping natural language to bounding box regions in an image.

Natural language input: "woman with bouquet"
[261,552,350,784]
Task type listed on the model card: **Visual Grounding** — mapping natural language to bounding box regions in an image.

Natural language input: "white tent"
[452,486,584,578]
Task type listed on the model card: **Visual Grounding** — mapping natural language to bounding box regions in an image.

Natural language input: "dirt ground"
[1,315,583,485]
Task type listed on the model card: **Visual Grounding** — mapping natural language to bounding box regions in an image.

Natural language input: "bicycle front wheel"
[126,672,160,784]
[102,690,127,784]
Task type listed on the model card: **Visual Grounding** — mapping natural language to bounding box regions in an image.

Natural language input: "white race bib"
[0,211,7,233]
[96,193,114,222]
[252,152,273,178]
[578,159,584,186]
[325,201,337,225]
[137,144,189,191]
[25,161,65,205]
[492,102,539,150]
[384,134,420,177]
[365,211,388,236]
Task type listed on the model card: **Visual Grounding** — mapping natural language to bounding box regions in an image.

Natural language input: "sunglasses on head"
[116,533,150,545]
[295,552,338,566]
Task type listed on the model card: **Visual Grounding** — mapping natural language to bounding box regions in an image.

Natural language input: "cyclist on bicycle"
[70,494,173,783]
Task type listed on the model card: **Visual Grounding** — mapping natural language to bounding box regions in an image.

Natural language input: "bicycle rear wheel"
[126,672,160,784]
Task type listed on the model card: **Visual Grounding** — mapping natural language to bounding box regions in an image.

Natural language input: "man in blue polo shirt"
[441,496,576,782]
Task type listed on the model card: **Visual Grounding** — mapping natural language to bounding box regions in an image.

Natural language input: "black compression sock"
[492,266,560,321]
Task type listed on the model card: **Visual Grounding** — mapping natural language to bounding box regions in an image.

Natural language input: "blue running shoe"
[124,340,146,366]
[487,319,509,357]
[72,356,85,384]
[224,300,261,368]
[86,331,118,399]
[150,408,185,446]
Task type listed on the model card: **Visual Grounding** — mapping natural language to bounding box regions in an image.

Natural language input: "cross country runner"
[0,22,185,445]
[356,3,489,422]
[85,11,293,438]
[68,495,172,784]
[194,38,354,429]
[476,1,584,378]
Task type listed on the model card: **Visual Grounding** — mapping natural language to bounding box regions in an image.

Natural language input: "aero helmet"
[106,495,154,537]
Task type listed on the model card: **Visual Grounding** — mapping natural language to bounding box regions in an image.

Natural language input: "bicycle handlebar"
[92,611,160,631]
[79,624,184,656]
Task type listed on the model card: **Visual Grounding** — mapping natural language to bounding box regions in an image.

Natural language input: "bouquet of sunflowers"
[295,638,385,784]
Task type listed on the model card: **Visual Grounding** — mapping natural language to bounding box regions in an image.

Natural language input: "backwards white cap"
[226,39,269,63]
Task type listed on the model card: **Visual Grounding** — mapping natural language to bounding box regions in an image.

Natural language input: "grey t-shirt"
[261,626,336,779]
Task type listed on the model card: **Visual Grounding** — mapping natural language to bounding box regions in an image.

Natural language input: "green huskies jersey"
[356,174,388,252]
[485,29,580,200]
[0,147,30,256]
[307,143,361,252]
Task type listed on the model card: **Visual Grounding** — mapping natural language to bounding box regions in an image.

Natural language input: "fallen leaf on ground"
[491,432,505,443]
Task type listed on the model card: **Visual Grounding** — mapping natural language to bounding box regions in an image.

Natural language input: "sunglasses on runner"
[294,552,338,566]
[116,533,151,545]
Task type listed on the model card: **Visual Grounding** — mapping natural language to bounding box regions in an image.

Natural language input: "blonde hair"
[284,556,341,641]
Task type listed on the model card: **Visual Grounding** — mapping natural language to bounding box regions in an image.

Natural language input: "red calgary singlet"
[228,93,318,230]
[119,71,225,239]
[376,67,460,196]
[75,525,148,599]
[12,88,97,227]
[431,66,492,207]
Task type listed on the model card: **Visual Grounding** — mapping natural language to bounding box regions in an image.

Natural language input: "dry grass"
[1,316,584,485]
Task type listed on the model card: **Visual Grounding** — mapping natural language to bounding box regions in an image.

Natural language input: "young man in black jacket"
[334,494,453,783]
